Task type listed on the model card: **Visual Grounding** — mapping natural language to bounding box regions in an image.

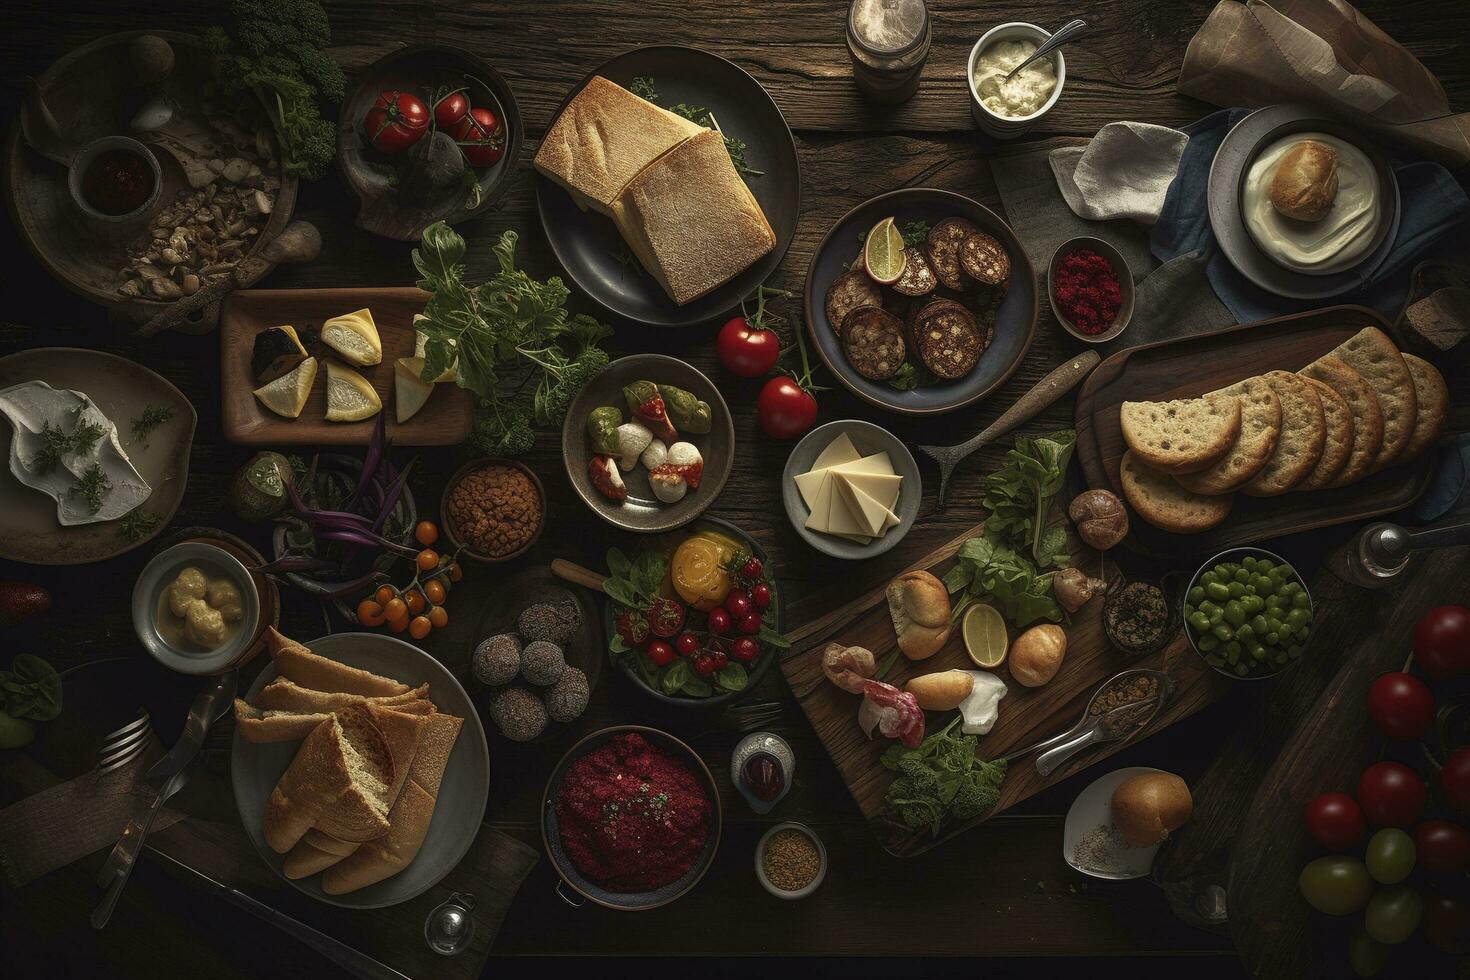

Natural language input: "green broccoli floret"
[469,400,534,457]
[951,777,1001,821]
[530,345,610,426]
[895,757,940,797]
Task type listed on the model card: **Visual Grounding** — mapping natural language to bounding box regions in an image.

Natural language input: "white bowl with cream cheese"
[1240,132,1383,276]
[968,22,1065,138]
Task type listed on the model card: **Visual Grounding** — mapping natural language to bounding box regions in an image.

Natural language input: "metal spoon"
[916,351,1099,511]
[999,668,1171,774]
[1004,19,1089,81]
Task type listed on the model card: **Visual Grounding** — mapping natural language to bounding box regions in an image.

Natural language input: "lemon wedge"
[325,360,382,422]
[394,357,435,423]
[962,603,1009,668]
[863,216,907,285]
[412,316,458,382]
[252,356,317,418]
[321,308,382,367]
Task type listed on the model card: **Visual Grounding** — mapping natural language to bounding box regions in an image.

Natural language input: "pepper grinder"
[1335,517,1470,588]
[424,891,476,956]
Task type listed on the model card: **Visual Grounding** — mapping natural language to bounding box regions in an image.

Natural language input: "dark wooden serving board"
[1074,306,1435,556]
[780,521,1234,857]
[219,287,473,446]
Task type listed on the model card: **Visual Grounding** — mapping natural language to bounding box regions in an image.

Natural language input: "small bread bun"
[905,670,976,710]
[1269,140,1339,222]
[1111,772,1192,847]
[886,570,952,660]
[1009,624,1066,688]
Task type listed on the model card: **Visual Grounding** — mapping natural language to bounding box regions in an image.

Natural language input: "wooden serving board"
[780,521,1234,857]
[1074,305,1435,556]
[219,287,473,445]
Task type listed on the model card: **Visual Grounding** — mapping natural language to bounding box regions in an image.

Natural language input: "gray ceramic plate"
[0,348,195,564]
[131,542,261,676]
[1207,104,1400,300]
[231,633,491,909]
[781,419,921,560]
[562,354,733,533]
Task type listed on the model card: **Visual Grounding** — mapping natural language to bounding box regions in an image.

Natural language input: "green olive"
[1188,586,1205,605]
[1189,611,1212,633]
[1299,857,1372,915]
[1227,581,1246,599]
[1212,623,1233,642]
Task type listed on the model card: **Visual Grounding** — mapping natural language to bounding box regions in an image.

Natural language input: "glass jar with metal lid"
[846,0,931,104]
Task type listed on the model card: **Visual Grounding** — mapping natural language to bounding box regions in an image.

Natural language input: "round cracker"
[1120,396,1242,475]
[1394,353,1447,465]
[1325,327,1416,469]
[1119,451,1233,534]
[1175,377,1281,495]
[1242,371,1326,496]
[1295,376,1354,491]
[1300,355,1382,488]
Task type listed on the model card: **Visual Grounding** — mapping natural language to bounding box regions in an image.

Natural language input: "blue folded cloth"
[1152,108,1470,323]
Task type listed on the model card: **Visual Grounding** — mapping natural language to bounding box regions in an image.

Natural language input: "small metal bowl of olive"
[1184,547,1312,681]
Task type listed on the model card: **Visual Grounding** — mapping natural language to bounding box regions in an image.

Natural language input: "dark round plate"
[534,45,800,327]
[542,725,721,910]
[337,43,523,241]
[598,517,782,709]
[1207,105,1400,300]
[803,188,1038,416]
[561,353,733,533]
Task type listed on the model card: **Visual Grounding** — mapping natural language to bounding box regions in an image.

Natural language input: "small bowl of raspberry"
[1047,236,1134,344]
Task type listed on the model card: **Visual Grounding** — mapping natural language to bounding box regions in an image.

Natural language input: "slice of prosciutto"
[858,679,925,748]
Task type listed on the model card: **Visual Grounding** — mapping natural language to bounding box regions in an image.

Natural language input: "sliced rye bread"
[1299,355,1383,488]
[1119,451,1233,534]
[1295,376,1355,491]
[912,301,982,379]
[1394,353,1448,465]
[1320,327,1417,469]
[1119,396,1242,475]
[924,218,978,291]
[825,268,883,336]
[263,713,393,853]
[841,305,906,380]
[1241,371,1327,496]
[890,247,938,297]
[1175,378,1282,495]
[959,232,1009,287]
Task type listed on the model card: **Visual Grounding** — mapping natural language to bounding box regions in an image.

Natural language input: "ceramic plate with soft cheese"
[0,381,151,525]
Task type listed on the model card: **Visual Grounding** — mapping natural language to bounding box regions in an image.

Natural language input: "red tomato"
[674,631,700,657]
[717,316,781,377]
[1414,820,1470,873]
[1443,748,1470,816]
[738,612,762,635]
[750,582,772,610]
[434,89,470,131]
[731,637,760,662]
[724,589,751,620]
[1413,605,1470,679]
[645,596,686,638]
[645,640,675,667]
[1367,672,1436,739]
[707,607,732,635]
[757,375,818,439]
[363,90,429,154]
[454,106,506,167]
[1357,762,1427,827]
[1303,792,1366,850]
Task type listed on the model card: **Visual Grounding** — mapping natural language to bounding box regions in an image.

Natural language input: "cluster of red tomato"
[362,86,506,166]
[1297,605,1470,973]
[620,556,774,676]
[353,521,463,641]
[715,286,820,440]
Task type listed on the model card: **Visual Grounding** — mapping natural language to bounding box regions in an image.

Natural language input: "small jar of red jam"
[68,136,161,222]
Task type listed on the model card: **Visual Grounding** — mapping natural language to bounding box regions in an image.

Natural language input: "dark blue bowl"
[802,187,1038,416]
[542,725,722,910]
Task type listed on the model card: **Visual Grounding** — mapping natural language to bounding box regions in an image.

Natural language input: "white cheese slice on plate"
[794,433,864,508]
[833,470,903,513]
[833,452,894,477]
[803,472,836,533]
[836,478,901,537]
[823,483,872,538]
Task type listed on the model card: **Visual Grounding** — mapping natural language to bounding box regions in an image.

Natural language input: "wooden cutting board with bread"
[779,523,1235,858]
[1075,306,1445,555]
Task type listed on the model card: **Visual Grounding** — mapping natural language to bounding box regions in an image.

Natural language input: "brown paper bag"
[1180,0,1470,165]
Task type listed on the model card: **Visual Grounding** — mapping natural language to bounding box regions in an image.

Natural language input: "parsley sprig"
[630,76,762,180]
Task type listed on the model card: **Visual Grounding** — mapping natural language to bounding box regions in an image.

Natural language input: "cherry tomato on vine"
[363,90,429,154]
[415,521,439,546]
[718,316,781,377]
[357,599,386,627]
[1358,762,1426,827]
[416,548,439,572]
[405,589,427,614]
[1413,605,1470,679]
[433,89,470,132]
[428,606,449,629]
[409,615,432,640]
[384,597,407,622]
[731,637,760,662]
[1443,748,1470,816]
[454,106,506,167]
[646,640,676,667]
[1367,672,1435,739]
[1303,792,1366,850]
[758,376,818,439]
[425,579,447,605]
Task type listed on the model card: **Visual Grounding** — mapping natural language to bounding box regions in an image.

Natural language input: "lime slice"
[863,217,907,285]
[962,603,1009,668]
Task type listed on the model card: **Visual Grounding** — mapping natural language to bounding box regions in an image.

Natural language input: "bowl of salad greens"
[1184,547,1313,681]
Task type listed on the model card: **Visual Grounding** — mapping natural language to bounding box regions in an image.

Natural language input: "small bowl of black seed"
[472,586,594,742]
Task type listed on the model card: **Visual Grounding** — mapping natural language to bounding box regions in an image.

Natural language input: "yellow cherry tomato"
[384,597,407,622]
[447,561,463,582]
[415,521,439,547]
[374,585,396,606]
[405,589,427,614]
[424,579,446,605]
[386,613,409,634]
[416,548,439,572]
[356,599,385,627]
[409,615,432,640]
[428,605,448,629]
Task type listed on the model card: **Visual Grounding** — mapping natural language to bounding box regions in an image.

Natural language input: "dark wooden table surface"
[2,1,1467,977]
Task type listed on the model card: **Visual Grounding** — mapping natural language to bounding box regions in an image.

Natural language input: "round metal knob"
[1365,523,1411,568]
[425,891,476,956]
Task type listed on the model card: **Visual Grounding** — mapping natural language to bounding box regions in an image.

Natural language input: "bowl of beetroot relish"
[1047,236,1134,344]
[542,726,721,910]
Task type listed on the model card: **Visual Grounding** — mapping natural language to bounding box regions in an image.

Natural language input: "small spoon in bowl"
[1003,18,1089,81]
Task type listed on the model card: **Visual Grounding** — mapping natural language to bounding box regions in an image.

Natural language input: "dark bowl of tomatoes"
[337,43,523,242]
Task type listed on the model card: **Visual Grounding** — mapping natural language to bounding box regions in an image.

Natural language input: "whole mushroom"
[1068,490,1129,550]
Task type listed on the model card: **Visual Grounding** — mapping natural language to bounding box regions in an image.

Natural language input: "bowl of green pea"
[1184,548,1313,680]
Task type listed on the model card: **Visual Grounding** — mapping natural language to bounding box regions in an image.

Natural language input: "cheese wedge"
[803,473,836,533]
[394,357,434,423]
[834,470,903,513]
[321,309,382,367]
[824,484,872,537]
[794,434,862,509]
[836,478,900,537]
[253,356,317,419]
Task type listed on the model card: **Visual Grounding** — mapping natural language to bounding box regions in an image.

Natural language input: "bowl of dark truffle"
[472,581,600,742]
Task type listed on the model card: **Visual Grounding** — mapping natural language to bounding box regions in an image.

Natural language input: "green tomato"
[1347,928,1389,978]
[1364,886,1422,945]
[0,709,34,749]
[1299,857,1373,915]
[1365,829,1415,884]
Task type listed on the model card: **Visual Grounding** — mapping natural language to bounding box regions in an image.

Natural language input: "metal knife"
[92,670,238,929]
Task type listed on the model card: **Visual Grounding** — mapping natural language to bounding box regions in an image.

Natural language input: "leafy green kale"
[412,222,611,456]
[881,716,1007,836]
[943,535,1063,629]
[204,0,345,180]
[981,429,1077,569]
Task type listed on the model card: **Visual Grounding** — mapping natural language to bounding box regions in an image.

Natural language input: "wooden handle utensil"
[550,559,606,593]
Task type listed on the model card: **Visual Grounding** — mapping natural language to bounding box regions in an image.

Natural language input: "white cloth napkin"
[1050,121,1190,224]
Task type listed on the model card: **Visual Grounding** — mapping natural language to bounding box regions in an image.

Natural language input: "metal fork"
[95,710,152,774]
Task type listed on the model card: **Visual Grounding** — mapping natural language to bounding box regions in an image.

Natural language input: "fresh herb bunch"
[204,0,345,180]
[628,76,761,179]
[944,535,1063,628]
[34,418,103,474]
[882,715,1007,836]
[0,654,62,722]
[69,463,112,516]
[119,508,163,542]
[131,404,175,443]
[856,219,930,250]
[411,222,611,457]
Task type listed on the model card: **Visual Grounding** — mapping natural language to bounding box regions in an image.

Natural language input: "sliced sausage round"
[841,306,907,381]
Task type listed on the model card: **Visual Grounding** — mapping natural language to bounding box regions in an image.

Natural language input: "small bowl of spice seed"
[441,459,546,563]
[756,822,827,900]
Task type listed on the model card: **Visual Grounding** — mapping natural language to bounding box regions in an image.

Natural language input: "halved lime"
[863,217,907,285]
[962,603,1009,668]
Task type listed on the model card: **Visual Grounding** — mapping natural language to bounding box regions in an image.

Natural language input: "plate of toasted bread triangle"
[231,628,490,908]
